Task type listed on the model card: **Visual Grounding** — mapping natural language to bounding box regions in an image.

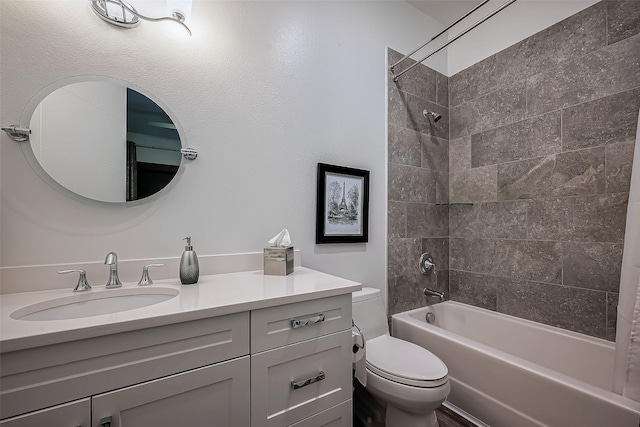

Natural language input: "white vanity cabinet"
[0,270,359,427]
[250,294,353,427]
[0,398,90,427]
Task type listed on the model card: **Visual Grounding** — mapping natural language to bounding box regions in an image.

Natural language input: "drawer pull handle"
[99,416,112,427]
[291,371,326,390]
[291,313,325,329]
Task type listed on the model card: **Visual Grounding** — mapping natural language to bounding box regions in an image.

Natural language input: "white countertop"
[0,267,361,352]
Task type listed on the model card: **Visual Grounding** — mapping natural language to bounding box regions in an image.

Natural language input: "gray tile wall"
[387,1,639,339]
[387,49,450,315]
[447,1,640,340]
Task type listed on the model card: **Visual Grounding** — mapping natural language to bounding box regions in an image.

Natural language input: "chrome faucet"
[104,251,122,288]
[423,288,445,302]
[58,269,92,292]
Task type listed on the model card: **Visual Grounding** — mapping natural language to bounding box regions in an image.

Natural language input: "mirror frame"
[18,76,189,205]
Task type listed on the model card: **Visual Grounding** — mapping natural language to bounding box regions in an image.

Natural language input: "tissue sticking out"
[268,228,292,248]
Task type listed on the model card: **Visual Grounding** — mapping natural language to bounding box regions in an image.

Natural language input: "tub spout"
[424,288,445,302]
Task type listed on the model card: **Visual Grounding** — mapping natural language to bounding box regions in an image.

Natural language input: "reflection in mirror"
[28,81,182,203]
[126,89,181,201]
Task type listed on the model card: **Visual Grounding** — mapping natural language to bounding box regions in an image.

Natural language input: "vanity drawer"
[288,400,352,427]
[0,398,90,427]
[251,294,351,353]
[0,312,249,420]
[251,330,352,427]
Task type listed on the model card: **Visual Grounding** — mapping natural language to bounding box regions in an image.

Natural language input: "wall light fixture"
[91,0,192,36]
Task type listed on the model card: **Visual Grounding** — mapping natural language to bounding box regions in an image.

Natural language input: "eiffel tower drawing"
[338,182,348,214]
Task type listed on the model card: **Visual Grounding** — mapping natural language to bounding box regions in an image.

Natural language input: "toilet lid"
[366,335,448,388]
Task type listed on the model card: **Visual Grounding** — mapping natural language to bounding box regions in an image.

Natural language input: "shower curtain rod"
[390,0,490,73]
[391,0,518,82]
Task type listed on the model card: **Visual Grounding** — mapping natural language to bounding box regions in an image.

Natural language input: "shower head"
[423,110,442,122]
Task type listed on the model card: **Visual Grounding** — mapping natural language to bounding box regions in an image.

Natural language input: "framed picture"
[316,163,370,244]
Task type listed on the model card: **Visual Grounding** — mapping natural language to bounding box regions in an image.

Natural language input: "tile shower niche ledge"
[0,267,360,427]
[435,202,474,206]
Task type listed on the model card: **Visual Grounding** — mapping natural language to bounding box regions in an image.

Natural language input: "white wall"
[0,1,445,293]
[444,0,598,75]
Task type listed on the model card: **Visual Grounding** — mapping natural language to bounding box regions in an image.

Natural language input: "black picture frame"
[316,163,370,244]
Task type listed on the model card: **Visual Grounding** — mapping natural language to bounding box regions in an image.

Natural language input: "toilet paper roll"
[352,330,365,363]
[352,329,366,387]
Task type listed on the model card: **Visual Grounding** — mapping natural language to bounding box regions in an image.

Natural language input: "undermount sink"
[10,287,180,321]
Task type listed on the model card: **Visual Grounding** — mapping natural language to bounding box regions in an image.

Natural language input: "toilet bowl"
[353,287,450,427]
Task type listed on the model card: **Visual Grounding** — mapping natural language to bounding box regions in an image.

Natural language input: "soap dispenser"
[180,237,199,285]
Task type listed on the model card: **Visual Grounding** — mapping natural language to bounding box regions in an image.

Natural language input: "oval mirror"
[27,81,183,203]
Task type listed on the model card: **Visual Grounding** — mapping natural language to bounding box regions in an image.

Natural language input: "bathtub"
[392,301,640,427]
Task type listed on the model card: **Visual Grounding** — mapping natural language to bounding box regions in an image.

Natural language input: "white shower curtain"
[613,110,640,401]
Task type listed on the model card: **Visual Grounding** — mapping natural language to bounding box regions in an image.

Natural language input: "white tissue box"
[264,246,294,276]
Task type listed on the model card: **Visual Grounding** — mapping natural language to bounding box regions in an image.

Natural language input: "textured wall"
[387,49,450,315]
[448,1,640,340]
[0,1,447,295]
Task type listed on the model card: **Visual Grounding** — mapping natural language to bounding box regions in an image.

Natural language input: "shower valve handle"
[419,253,435,274]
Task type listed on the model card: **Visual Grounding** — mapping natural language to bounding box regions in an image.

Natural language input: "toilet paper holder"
[352,320,365,353]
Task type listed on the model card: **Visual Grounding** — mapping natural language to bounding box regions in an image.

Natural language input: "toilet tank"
[352,287,389,341]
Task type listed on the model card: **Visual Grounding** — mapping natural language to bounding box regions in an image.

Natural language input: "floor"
[352,377,478,427]
[435,405,477,427]
[353,404,477,427]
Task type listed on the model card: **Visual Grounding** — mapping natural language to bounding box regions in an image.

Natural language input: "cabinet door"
[251,330,351,427]
[0,398,90,427]
[288,401,352,427]
[92,356,250,427]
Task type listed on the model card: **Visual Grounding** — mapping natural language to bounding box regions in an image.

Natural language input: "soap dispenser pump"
[180,237,199,285]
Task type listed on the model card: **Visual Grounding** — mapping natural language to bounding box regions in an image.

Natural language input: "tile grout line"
[605,4,609,47]
[605,291,610,337]
[525,76,529,118]
[449,234,625,245]
[560,241,564,287]
[448,268,613,295]
[451,83,640,144]
[560,106,564,153]
[449,189,630,206]
[525,196,530,240]
[403,202,408,239]
[389,159,448,174]
[605,141,609,194]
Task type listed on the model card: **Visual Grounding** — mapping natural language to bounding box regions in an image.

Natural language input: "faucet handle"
[58,269,92,292]
[138,264,164,286]
[419,253,436,274]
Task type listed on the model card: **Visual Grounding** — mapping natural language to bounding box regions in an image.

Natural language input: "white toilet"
[352,287,450,427]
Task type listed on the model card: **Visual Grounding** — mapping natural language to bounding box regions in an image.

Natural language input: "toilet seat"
[366,335,448,388]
